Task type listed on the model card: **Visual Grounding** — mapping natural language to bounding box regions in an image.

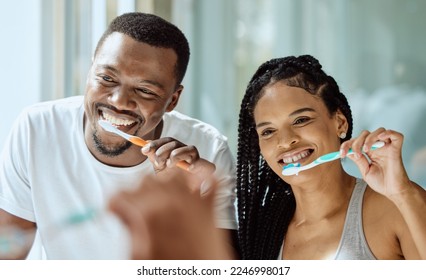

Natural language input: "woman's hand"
[340,128,412,199]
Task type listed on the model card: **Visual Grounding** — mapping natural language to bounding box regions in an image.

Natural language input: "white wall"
[0,1,42,149]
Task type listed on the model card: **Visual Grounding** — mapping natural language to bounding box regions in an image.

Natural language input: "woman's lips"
[277,148,314,167]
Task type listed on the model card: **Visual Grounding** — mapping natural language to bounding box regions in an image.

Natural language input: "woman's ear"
[334,109,348,137]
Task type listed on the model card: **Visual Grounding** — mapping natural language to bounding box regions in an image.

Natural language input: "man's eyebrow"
[96,64,119,74]
[138,79,165,90]
[255,107,316,129]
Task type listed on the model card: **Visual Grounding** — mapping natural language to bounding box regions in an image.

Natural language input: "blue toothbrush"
[281,141,385,176]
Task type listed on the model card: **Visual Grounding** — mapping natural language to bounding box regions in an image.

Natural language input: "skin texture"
[253,81,426,259]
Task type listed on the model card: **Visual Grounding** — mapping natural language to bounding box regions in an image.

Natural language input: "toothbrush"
[99,119,148,147]
[281,141,385,176]
[0,207,101,258]
[98,120,190,171]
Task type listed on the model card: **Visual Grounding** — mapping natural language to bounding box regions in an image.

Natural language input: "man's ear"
[166,85,183,112]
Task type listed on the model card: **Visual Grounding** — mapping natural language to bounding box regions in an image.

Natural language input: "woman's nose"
[277,128,299,149]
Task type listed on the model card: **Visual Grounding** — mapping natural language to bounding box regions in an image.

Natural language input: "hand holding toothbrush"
[343,129,426,259]
[141,138,216,192]
[98,120,215,193]
[340,127,413,199]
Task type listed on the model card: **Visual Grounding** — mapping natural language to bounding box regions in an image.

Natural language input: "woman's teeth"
[282,150,311,164]
[102,112,135,126]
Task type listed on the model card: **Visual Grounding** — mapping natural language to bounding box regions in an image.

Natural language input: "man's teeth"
[102,112,135,126]
[283,150,311,164]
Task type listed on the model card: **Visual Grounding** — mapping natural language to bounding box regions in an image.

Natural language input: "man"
[0,12,236,259]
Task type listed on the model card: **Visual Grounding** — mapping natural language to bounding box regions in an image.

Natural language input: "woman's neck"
[289,166,356,225]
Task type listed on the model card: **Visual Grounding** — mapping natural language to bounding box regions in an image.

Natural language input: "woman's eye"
[293,117,310,125]
[260,129,274,137]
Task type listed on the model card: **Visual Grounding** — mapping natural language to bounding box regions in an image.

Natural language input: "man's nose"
[108,87,137,111]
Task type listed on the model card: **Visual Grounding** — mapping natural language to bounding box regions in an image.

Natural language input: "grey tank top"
[279,178,377,260]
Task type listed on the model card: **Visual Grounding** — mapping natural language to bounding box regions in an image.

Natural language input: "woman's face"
[253,81,347,182]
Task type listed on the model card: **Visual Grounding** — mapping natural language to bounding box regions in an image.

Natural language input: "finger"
[351,130,370,158]
[378,129,404,150]
[363,127,386,153]
[347,152,371,177]
[186,158,216,175]
[141,143,167,171]
[339,139,353,158]
[166,145,198,167]
[153,141,185,168]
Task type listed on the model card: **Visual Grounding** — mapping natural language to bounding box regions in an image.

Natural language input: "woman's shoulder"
[362,185,406,259]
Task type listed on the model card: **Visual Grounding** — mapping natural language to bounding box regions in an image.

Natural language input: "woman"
[236,55,426,259]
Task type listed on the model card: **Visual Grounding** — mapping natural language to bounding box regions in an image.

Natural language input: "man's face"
[84,32,182,166]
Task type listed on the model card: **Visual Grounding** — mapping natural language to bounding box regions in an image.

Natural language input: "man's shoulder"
[21,96,83,118]
[26,95,83,111]
[164,110,228,141]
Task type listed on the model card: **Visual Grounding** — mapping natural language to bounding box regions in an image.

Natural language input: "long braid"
[236,55,353,259]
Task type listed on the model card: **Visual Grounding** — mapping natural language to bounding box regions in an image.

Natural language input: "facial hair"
[92,128,133,157]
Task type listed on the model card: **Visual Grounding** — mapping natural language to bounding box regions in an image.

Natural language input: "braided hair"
[236,55,353,259]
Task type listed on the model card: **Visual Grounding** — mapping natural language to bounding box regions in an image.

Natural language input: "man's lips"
[101,111,136,126]
[97,107,141,135]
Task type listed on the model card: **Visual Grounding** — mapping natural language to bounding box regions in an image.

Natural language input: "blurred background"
[1,0,425,185]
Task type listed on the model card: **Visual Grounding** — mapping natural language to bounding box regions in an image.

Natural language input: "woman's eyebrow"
[289,107,316,117]
[256,107,316,128]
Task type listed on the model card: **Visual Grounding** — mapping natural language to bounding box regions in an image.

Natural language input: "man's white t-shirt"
[0,96,237,259]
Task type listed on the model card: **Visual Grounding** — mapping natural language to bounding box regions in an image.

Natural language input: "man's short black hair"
[95,12,190,86]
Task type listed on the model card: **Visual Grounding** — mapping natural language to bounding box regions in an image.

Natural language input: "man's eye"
[102,75,114,82]
[136,88,157,97]
[137,88,151,94]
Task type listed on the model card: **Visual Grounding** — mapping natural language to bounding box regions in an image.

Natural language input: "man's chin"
[92,132,132,157]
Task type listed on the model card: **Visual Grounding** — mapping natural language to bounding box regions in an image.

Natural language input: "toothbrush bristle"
[98,120,116,132]
[281,162,301,176]
[283,163,301,169]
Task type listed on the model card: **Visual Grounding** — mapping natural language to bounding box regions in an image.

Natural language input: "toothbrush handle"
[347,141,385,155]
[313,151,341,164]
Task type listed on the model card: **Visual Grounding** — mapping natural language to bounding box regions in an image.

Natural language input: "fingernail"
[141,144,150,153]
[355,153,361,159]
[340,149,345,157]
[154,160,159,167]
[363,145,368,152]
